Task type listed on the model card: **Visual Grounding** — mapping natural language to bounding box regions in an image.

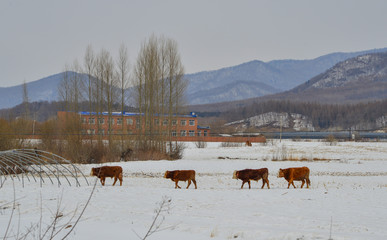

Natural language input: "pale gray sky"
[1,0,387,87]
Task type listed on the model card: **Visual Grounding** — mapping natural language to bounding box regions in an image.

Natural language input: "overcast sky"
[1,0,387,87]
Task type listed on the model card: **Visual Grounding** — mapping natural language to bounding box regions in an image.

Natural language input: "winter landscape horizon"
[1,140,387,239]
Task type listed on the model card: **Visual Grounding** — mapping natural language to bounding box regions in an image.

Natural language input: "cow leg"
[287,180,296,189]
[300,179,305,188]
[187,180,191,189]
[175,180,181,189]
[101,177,105,186]
[241,181,246,189]
[113,176,118,186]
[262,179,270,189]
[192,179,197,189]
[248,180,251,189]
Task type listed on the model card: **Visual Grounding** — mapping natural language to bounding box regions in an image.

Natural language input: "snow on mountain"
[226,112,315,131]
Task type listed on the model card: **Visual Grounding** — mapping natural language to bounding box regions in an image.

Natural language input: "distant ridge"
[0,72,65,110]
[189,51,387,113]
[186,47,387,104]
[1,48,386,110]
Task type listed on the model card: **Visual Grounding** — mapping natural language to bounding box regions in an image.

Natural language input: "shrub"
[220,142,243,148]
[195,140,207,148]
[325,134,338,146]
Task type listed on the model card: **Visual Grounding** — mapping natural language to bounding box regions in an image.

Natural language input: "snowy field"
[1,140,387,240]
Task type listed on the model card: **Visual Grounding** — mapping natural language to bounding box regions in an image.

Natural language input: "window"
[197,130,201,137]
[98,129,105,135]
[172,120,177,126]
[88,129,95,135]
[110,118,115,125]
[126,118,133,125]
[171,130,177,137]
[204,130,208,137]
[189,130,195,136]
[163,119,168,126]
[117,118,122,125]
[189,120,195,126]
[88,118,95,124]
[154,119,159,125]
[180,120,186,126]
[180,130,186,136]
[98,118,105,124]
[82,118,87,124]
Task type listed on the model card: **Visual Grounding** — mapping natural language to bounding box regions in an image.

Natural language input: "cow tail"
[263,171,268,180]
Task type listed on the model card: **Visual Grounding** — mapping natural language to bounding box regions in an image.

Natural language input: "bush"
[168,142,186,160]
[325,134,338,146]
[195,140,207,148]
[220,142,243,148]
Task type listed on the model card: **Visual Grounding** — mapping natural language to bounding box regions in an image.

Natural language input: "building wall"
[56,111,266,143]
[57,111,210,137]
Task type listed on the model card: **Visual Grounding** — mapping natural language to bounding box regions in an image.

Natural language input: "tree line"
[220,99,387,131]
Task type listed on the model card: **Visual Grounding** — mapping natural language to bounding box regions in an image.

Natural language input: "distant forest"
[0,101,137,122]
[220,100,387,131]
[1,99,387,131]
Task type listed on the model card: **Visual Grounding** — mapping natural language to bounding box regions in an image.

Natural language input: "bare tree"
[117,43,130,115]
[116,43,130,150]
[58,67,71,111]
[133,35,187,157]
[84,44,95,114]
[133,196,173,240]
[22,80,30,120]
[134,35,160,151]
[58,61,84,113]
[165,38,187,154]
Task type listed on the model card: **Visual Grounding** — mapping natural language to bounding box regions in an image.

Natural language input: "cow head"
[278,169,284,178]
[164,171,170,179]
[232,170,238,179]
[90,167,101,177]
[90,168,96,176]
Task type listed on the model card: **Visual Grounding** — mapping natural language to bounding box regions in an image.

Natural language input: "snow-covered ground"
[1,140,387,239]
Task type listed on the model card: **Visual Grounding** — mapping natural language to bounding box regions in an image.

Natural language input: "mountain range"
[186,47,387,104]
[0,47,386,110]
[190,51,387,113]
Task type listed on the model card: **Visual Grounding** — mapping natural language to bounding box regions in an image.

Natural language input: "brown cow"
[232,168,270,189]
[164,170,197,189]
[90,166,123,186]
[278,167,310,189]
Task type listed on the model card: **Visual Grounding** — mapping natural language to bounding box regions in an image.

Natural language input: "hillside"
[0,73,64,110]
[190,52,387,113]
[186,47,387,104]
[266,52,387,103]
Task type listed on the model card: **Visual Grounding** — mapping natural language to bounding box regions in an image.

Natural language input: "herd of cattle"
[90,166,311,189]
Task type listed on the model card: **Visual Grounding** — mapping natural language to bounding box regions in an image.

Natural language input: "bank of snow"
[1,140,387,239]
